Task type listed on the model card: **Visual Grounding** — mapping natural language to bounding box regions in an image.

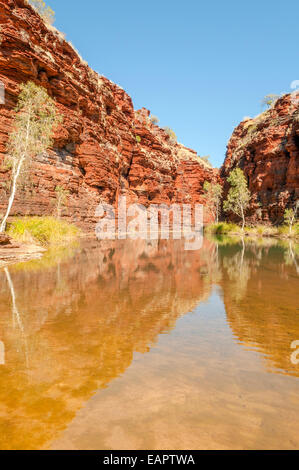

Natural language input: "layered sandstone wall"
[0,0,218,230]
[221,94,299,223]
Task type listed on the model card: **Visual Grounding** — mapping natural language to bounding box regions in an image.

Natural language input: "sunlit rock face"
[0,0,219,230]
[221,95,299,223]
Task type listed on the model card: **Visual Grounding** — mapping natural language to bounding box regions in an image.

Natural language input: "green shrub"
[261,94,280,109]
[223,168,251,230]
[278,223,299,237]
[150,115,159,125]
[207,222,298,239]
[7,217,80,246]
[163,127,177,143]
[244,225,278,237]
[205,222,241,235]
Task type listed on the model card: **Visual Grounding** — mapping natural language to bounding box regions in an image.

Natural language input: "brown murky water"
[0,237,298,450]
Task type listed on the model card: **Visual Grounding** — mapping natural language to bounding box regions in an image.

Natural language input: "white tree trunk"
[0,156,25,233]
[240,205,245,231]
[4,267,24,332]
[0,104,31,233]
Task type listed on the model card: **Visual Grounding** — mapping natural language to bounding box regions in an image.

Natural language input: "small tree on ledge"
[163,127,177,144]
[284,201,299,235]
[261,94,280,110]
[0,81,62,233]
[203,181,223,223]
[223,168,251,231]
[150,115,159,125]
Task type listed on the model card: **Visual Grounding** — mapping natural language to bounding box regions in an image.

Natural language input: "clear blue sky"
[49,0,299,168]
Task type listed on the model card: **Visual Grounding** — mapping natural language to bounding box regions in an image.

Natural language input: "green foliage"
[207,222,298,239]
[277,224,298,236]
[163,127,177,143]
[1,81,62,233]
[7,217,79,246]
[284,209,295,225]
[284,201,298,229]
[247,124,258,134]
[282,202,299,235]
[28,0,55,25]
[203,181,223,223]
[243,225,278,237]
[135,135,141,143]
[205,222,241,235]
[0,158,13,171]
[261,94,280,109]
[7,81,62,164]
[150,115,159,125]
[223,168,251,229]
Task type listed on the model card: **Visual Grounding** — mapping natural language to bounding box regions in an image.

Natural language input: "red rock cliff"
[0,0,218,229]
[221,94,299,223]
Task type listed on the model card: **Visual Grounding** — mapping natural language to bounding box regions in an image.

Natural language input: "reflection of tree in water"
[220,239,299,378]
[0,237,297,449]
[284,241,299,274]
[0,238,218,449]
[222,239,251,301]
[4,268,24,333]
[198,243,222,289]
[4,267,29,369]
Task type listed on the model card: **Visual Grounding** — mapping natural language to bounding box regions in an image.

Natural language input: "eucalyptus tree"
[223,168,251,231]
[0,82,62,233]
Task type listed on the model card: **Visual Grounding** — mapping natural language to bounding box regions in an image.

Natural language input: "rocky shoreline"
[0,234,45,267]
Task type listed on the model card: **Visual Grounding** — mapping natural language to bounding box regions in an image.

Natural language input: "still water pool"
[0,237,298,449]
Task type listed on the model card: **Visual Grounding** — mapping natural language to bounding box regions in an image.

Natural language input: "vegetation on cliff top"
[261,94,281,110]
[26,0,55,25]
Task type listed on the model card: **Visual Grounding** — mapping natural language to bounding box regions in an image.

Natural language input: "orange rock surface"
[0,0,219,230]
[222,94,299,223]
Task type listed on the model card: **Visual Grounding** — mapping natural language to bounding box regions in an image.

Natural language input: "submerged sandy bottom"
[0,238,298,450]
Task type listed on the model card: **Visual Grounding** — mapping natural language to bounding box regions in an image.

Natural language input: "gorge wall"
[222,94,299,223]
[0,0,218,230]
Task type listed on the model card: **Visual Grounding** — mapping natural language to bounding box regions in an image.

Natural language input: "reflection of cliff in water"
[0,238,218,449]
[219,240,299,378]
